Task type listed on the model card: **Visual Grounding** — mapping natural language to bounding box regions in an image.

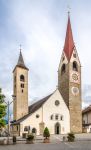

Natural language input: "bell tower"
[58,13,82,133]
[13,49,29,121]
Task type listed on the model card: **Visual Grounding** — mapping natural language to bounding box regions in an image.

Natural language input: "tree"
[0,88,7,129]
[43,127,50,139]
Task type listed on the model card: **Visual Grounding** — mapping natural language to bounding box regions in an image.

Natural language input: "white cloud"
[0,0,91,111]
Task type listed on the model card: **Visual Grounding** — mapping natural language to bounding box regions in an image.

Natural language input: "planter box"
[0,139,7,145]
[26,140,34,144]
[22,133,28,138]
[43,138,50,143]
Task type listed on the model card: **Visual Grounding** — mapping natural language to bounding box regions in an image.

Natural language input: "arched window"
[24,126,30,131]
[36,114,40,118]
[50,115,53,120]
[32,128,37,134]
[60,115,63,121]
[61,64,66,75]
[21,84,24,88]
[55,100,60,106]
[55,114,59,120]
[73,61,78,71]
[14,76,16,82]
[20,75,25,82]
[21,89,24,93]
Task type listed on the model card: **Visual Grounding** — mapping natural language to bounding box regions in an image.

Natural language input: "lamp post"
[5,95,16,144]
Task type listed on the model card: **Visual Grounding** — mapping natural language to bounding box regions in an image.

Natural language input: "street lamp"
[5,95,16,144]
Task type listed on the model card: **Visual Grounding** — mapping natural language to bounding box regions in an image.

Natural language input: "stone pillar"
[39,122,45,135]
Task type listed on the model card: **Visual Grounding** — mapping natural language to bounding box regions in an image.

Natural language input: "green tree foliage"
[43,127,50,139]
[0,88,7,129]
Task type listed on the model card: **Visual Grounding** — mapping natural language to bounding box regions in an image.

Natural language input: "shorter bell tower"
[13,49,29,121]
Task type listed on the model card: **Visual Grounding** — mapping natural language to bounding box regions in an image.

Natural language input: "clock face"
[71,87,79,96]
[70,72,80,83]
[72,73,78,81]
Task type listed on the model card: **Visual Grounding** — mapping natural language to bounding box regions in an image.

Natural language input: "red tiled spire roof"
[63,13,75,61]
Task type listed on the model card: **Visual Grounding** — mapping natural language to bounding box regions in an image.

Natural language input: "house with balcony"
[82,105,91,133]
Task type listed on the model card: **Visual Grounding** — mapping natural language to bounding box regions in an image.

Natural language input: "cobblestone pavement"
[0,141,91,150]
[0,133,91,150]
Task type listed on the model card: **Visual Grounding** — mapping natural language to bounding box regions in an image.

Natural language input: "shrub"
[67,132,75,142]
[43,127,50,139]
[27,134,34,141]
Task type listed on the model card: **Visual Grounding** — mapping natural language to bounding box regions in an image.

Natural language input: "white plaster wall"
[43,90,70,134]
[20,107,42,136]
[20,89,70,136]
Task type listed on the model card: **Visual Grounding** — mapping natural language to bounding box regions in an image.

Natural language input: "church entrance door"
[55,122,61,134]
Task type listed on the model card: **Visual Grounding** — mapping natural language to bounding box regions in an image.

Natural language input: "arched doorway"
[55,122,61,134]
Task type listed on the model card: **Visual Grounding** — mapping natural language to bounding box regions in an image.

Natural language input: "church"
[11,14,82,136]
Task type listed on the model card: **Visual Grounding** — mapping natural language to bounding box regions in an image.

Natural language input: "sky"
[0,0,91,115]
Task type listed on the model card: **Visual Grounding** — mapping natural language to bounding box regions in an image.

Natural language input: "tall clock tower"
[58,13,82,133]
[13,50,29,121]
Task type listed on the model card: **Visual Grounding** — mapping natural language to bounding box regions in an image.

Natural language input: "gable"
[11,93,53,125]
[43,89,69,113]
[11,89,69,125]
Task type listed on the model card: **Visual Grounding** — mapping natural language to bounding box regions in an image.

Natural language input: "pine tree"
[0,88,7,129]
[43,127,50,139]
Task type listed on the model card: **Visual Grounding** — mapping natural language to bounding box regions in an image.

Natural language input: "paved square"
[0,141,91,150]
[1,134,91,150]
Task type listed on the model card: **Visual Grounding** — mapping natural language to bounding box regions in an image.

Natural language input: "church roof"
[13,50,28,72]
[11,93,52,125]
[63,13,75,61]
[28,94,52,114]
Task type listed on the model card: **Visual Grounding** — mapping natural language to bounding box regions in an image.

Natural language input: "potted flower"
[43,127,50,143]
[26,133,34,144]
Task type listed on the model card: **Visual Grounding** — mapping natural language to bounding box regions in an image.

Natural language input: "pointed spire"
[13,47,28,72]
[17,49,25,67]
[63,12,75,61]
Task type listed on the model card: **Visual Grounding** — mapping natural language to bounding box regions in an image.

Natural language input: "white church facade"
[12,90,70,136]
[11,14,82,136]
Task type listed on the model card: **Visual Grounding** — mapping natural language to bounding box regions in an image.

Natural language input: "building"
[13,50,29,121]
[82,105,91,133]
[11,13,82,136]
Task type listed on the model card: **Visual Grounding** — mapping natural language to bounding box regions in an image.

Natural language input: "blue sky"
[0,0,91,115]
